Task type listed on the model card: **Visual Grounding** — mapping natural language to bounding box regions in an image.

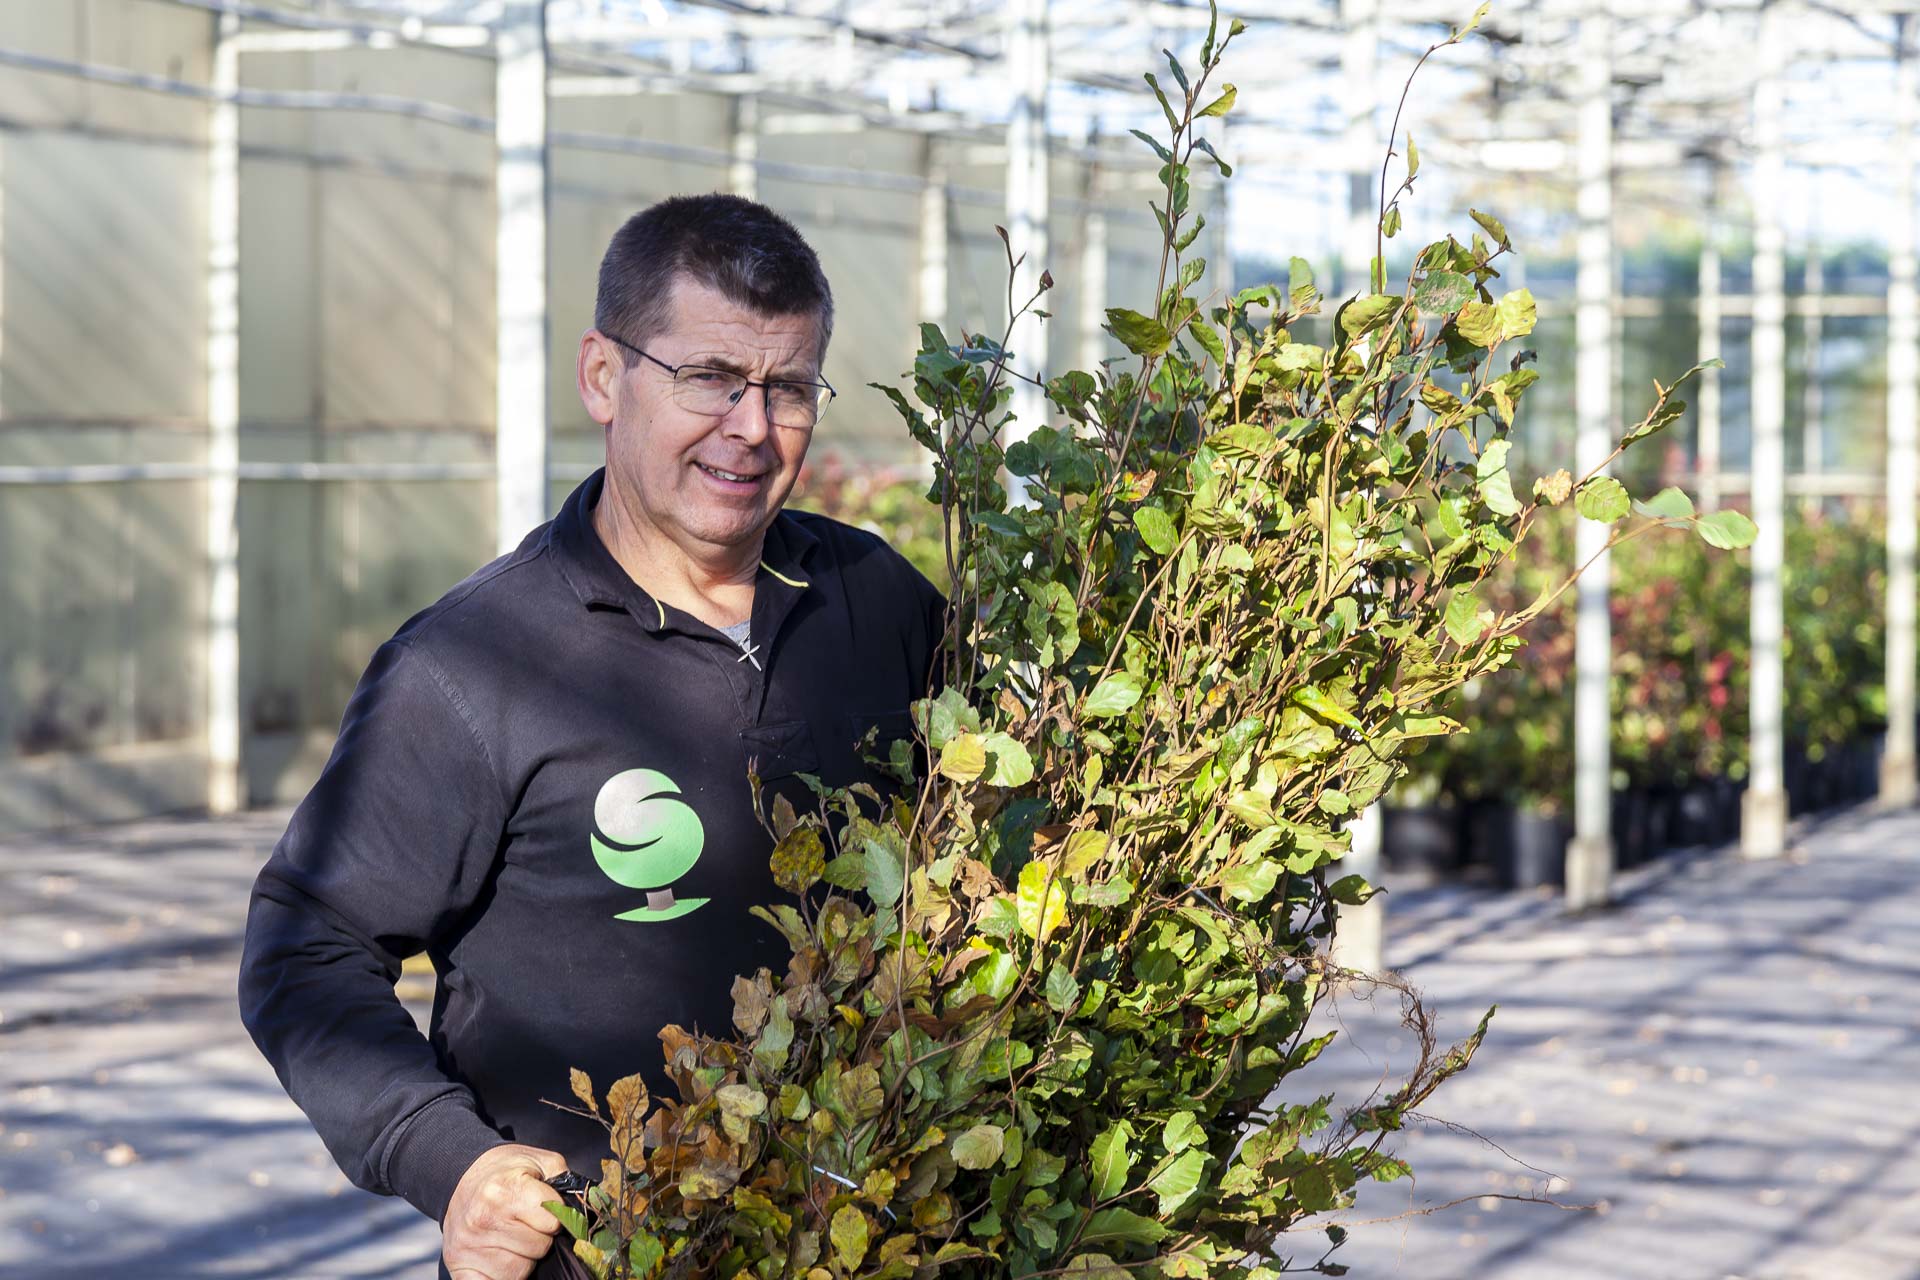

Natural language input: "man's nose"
[720,384,774,444]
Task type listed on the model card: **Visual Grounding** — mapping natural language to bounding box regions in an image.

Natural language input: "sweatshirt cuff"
[383,1094,508,1225]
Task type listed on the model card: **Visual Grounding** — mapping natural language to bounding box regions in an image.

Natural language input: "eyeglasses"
[605,334,835,432]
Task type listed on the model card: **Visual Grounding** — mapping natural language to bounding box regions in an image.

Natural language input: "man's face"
[594,278,821,557]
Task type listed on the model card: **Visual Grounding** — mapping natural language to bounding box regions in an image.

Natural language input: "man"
[240,194,946,1279]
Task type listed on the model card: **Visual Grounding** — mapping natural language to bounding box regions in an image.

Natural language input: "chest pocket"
[740,719,821,781]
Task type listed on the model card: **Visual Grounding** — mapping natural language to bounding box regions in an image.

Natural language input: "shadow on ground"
[4,806,1919,1278]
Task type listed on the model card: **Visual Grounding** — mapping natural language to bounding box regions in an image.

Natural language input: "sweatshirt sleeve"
[238,638,510,1224]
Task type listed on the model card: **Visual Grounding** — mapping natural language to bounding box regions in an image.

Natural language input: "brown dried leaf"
[772,792,799,841]
[732,972,773,1037]
[569,1068,598,1116]
[606,1074,648,1129]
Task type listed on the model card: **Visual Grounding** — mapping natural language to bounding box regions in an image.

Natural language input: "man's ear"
[577,330,620,427]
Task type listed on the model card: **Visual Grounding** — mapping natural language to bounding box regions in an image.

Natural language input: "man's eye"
[684,369,734,387]
[769,382,811,404]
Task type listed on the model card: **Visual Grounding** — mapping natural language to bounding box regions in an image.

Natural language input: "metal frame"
[1,0,1917,903]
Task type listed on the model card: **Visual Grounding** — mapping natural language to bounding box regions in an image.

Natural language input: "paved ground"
[1,804,1917,1278]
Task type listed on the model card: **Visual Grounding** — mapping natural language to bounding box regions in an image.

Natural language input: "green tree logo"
[590,768,708,922]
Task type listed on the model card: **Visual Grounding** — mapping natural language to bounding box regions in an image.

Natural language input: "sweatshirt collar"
[550,468,818,631]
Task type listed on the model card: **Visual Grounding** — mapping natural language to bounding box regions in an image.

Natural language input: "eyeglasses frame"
[602,332,836,431]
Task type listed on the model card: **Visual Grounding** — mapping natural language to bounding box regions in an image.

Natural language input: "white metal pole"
[495,0,550,555]
[1005,0,1050,473]
[1566,5,1615,910]
[1802,207,1826,517]
[729,94,759,200]
[1079,154,1109,373]
[917,136,948,329]
[206,11,243,815]
[1210,121,1233,305]
[1339,0,1377,298]
[1698,163,1724,512]
[1331,0,1382,974]
[1883,14,1919,808]
[1744,1,1790,859]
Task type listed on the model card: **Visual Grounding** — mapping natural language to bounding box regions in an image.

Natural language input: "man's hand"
[442,1143,572,1280]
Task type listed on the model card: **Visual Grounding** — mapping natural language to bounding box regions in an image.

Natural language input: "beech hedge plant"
[547,7,1753,1277]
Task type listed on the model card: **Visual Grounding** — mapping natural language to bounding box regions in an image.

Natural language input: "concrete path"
[0,810,440,1279]
[1,805,1916,1278]
[1311,804,1920,1280]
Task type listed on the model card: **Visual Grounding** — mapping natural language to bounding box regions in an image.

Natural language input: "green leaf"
[1468,207,1509,248]
[1085,673,1145,718]
[939,733,988,783]
[1082,1208,1169,1247]
[1339,294,1398,337]
[1090,1120,1136,1202]
[831,1204,870,1270]
[1636,487,1696,520]
[1475,439,1521,517]
[1328,874,1377,906]
[1128,128,1173,164]
[1696,508,1758,549]
[1406,131,1420,178]
[1133,507,1178,555]
[1149,1147,1208,1216]
[1444,589,1484,646]
[1190,318,1227,367]
[859,826,906,907]
[1163,1111,1204,1153]
[1574,475,1631,523]
[952,1123,1006,1170]
[1107,307,1172,357]
[1292,685,1361,730]
[627,1232,665,1277]
[545,1202,589,1242]
[1016,859,1069,941]
[980,732,1035,787]
[1197,83,1237,117]
[1218,857,1283,903]
[1045,962,1082,1012]
[1455,288,1534,347]
[1413,270,1473,314]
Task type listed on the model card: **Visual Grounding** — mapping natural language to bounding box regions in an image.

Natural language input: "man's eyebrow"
[684,353,818,382]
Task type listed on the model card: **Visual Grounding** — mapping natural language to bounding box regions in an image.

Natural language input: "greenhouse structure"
[2,0,1917,967]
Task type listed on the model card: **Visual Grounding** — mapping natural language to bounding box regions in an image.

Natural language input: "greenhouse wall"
[0,1,1168,834]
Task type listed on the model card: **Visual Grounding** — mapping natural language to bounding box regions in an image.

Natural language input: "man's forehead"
[662,278,821,367]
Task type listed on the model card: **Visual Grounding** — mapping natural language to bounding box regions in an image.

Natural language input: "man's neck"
[592,485,761,629]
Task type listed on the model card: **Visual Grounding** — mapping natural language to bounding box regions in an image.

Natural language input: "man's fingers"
[445,1230,556,1277]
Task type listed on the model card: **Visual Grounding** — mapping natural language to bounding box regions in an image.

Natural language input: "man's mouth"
[694,462,763,485]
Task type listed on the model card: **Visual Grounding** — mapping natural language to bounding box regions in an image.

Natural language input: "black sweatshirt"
[239,469,944,1226]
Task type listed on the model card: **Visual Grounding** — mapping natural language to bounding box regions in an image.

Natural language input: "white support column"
[1884,14,1919,808]
[1744,1,1790,859]
[1210,122,1233,304]
[1697,163,1724,512]
[206,12,243,815]
[1079,156,1109,373]
[1801,219,1825,516]
[495,0,550,556]
[729,94,759,200]
[1005,0,1050,466]
[917,137,948,330]
[1331,0,1382,973]
[1566,6,1615,910]
[1339,0,1378,298]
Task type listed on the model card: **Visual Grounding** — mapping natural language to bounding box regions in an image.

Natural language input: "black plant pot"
[1485,806,1569,890]
[1671,781,1723,847]
[1611,789,1649,869]
[1381,804,1464,875]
